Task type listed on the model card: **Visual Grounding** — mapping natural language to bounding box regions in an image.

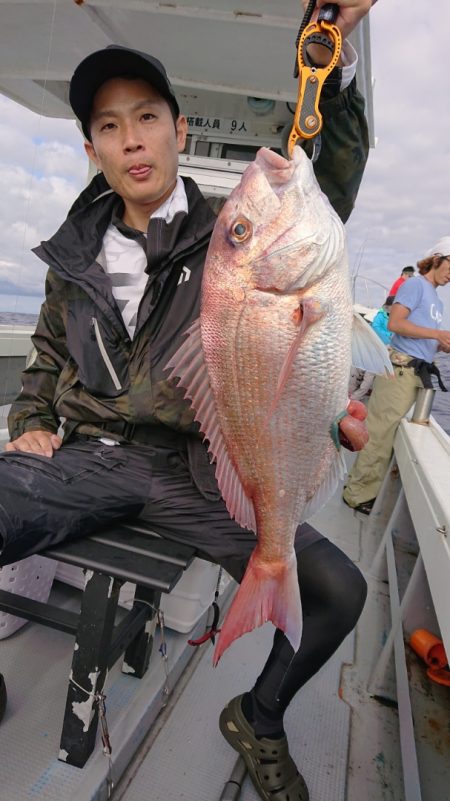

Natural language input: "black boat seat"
[0,520,196,768]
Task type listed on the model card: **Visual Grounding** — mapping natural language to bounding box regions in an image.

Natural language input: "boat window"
[182,135,193,154]
[221,143,260,162]
[221,143,282,162]
[194,140,211,157]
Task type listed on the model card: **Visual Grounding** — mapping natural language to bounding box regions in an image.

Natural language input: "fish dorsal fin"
[301,448,346,522]
[352,312,394,375]
[166,319,257,532]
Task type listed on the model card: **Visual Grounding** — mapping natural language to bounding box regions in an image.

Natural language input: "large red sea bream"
[167,146,391,664]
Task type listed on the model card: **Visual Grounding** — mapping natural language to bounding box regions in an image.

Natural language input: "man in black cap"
[1,2,373,798]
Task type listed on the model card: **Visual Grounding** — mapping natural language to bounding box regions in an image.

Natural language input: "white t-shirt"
[97,176,188,338]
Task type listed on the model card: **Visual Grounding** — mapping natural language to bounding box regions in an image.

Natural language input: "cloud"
[0,96,86,307]
[348,0,450,321]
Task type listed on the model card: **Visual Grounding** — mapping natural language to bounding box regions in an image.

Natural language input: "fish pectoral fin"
[352,312,394,376]
[165,318,256,533]
[268,299,323,418]
[301,449,346,522]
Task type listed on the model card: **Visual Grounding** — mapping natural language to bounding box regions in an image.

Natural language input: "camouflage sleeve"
[8,271,68,440]
[309,76,369,224]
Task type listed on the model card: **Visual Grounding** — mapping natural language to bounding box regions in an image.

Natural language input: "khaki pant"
[342,364,422,507]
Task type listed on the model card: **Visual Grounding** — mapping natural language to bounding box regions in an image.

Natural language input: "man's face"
[85,77,187,229]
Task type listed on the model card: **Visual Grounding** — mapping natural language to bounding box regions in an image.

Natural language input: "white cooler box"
[55,557,223,633]
[0,555,58,639]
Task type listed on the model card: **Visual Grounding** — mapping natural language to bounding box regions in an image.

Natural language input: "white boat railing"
[351,273,389,311]
[364,411,450,801]
[0,325,34,358]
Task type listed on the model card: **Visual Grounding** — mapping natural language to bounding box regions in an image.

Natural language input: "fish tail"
[213,549,302,666]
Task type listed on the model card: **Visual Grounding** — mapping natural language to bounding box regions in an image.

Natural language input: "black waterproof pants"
[0,437,324,570]
[0,437,367,727]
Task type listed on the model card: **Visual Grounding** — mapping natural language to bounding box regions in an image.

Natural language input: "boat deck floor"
[0,467,448,801]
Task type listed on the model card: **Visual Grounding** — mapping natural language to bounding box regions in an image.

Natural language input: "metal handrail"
[351,274,389,310]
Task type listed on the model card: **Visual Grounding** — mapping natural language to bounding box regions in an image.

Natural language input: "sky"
[0,0,449,324]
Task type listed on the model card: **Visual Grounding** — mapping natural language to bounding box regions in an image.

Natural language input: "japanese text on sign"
[186,117,249,135]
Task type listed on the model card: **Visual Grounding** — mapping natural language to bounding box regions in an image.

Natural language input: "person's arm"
[7,271,68,455]
[305,0,374,64]
[302,0,373,221]
[388,303,450,351]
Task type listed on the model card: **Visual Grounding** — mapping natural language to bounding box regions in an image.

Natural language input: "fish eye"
[230,217,252,243]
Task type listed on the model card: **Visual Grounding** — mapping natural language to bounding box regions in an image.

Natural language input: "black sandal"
[219,695,309,801]
[343,497,375,515]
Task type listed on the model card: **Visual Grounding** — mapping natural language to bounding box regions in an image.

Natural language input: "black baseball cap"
[69,45,180,140]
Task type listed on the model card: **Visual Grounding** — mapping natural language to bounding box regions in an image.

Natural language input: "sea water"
[433,355,450,435]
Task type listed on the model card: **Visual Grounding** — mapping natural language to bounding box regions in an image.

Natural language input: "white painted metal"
[0,0,374,145]
[0,325,34,358]
[385,532,423,801]
[395,418,450,659]
[368,458,401,578]
[360,416,450,801]
[179,154,247,197]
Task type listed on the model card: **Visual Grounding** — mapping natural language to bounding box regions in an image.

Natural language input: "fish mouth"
[256,148,290,170]
[255,147,296,185]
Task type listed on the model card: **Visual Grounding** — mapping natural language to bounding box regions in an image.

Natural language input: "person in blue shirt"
[343,238,450,514]
[371,295,394,344]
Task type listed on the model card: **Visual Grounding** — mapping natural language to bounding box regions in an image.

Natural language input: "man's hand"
[5,430,62,458]
[302,0,374,41]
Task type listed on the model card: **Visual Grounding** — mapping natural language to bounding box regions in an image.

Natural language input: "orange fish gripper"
[288,3,342,160]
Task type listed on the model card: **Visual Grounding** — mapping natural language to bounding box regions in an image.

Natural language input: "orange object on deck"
[426,666,450,687]
[409,628,448,670]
